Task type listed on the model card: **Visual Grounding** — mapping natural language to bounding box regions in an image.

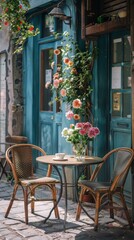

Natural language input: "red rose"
[4,21,9,26]
[17,26,21,31]
[29,26,34,31]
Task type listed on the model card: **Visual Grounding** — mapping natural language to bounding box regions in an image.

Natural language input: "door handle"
[117,122,129,128]
[51,116,54,120]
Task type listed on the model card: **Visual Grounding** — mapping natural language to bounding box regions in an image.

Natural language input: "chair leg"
[94,192,100,231]
[30,187,35,214]
[109,194,114,219]
[120,192,133,229]
[76,187,85,221]
[5,184,18,218]
[52,185,60,219]
[23,187,29,224]
[0,159,8,179]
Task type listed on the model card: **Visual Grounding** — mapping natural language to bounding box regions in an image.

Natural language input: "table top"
[0,142,16,145]
[36,155,103,166]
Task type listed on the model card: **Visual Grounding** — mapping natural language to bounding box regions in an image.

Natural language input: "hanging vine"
[0,0,39,53]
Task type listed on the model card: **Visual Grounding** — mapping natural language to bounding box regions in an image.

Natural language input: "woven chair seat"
[79,180,111,192]
[21,176,60,185]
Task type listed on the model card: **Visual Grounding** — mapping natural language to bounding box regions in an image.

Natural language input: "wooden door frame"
[130,0,134,221]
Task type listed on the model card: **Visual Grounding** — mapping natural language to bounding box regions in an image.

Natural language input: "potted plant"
[78,174,94,203]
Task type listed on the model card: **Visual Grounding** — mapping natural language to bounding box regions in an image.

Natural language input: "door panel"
[110,33,131,148]
[39,42,62,153]
[37,41,62,175]
[110,32,132,206]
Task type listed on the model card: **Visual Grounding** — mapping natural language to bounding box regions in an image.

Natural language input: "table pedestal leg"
[44,165,63,223]
[62,166,68,231]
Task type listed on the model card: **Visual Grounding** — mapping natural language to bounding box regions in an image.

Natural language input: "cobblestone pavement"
[0,180,134,240]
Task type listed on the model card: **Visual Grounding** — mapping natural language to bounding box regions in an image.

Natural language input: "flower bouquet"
[61,122,100,160]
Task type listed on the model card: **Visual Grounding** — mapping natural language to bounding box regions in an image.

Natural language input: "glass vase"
[73,143,87,161]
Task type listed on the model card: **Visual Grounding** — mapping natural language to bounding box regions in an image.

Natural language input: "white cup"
[55,153,65,160]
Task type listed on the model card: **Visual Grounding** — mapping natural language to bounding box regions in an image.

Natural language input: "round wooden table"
[36,155,103,230]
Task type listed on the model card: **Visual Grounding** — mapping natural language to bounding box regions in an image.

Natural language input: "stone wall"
[12,52,23,135]
[0,23,23,144]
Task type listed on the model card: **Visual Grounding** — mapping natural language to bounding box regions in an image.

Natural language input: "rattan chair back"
[6,144,46,182]
[111,149,133,190]
[76,147,134,231]
[5,143,60,224]
[12,145,33,179]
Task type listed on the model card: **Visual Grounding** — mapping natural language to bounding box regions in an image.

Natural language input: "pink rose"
[53,72,59,79]
[76,122,83,128]
[72,99,82,109]
[54,49,61,55]
[88,127,96,138]
[83,122,92,129]
[63,57,70,64]
[73,114,80,120]
[60,89,66,97]
[79,129,87,135]
[53,79,59,88]
[93,127,100,135]
[45,81,51,89]
[65,110,74,120]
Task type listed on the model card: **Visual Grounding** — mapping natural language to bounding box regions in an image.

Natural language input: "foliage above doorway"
[0,0,39,53]
[46,31,98,122]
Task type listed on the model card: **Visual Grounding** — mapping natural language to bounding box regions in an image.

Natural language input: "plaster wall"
[0,26,13,139]
[0,23,23,140]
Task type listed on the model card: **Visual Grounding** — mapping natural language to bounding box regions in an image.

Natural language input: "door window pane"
[112,38,123,63]
[124,36,131,62]
[112,92,121,117]
[42,15,55,37]
[122,93,131,118]
[123,65,131,89]
[40,49,53,111]
[42,14,62,38]
[56,18,63,34]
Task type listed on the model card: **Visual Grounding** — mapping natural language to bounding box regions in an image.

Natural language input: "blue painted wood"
[93,35,110,160]
[93,31,132,206]
[23,0,90,198]
[29,0,58,10]
[23,36,34,143]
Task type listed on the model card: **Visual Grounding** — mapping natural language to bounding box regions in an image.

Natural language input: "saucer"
[53,158,68,161]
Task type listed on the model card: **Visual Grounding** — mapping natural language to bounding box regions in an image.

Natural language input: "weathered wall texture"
[0,23,23,143]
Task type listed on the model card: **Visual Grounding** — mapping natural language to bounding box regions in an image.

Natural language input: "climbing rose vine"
[0,0,39,53]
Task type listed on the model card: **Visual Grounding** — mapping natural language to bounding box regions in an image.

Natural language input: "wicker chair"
[5,144,60,224]
[76,147,134,231]
[0,135,28,180]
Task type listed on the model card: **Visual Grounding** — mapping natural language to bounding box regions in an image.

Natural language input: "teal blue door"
[39,41,63,156]
[110,32,131,150]
[96,31,132,206]
[110,32,132,206]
